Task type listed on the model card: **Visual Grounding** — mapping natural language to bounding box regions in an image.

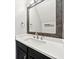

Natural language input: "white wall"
[15,0,27,35]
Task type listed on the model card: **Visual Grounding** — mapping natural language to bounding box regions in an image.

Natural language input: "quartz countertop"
[16,34,64,59]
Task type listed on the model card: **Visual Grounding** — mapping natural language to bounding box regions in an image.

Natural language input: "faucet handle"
[40,36,46,40]
[33,35,35,38]
[40,36,43,40]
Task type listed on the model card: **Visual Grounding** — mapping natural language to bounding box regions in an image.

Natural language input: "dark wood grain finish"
[27,0,64,39]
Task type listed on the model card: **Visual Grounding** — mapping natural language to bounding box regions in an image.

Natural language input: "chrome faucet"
[33,32,45,40]
[33,32,39,39]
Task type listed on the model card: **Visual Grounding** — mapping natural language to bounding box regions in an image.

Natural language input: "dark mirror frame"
[27,0,64,39]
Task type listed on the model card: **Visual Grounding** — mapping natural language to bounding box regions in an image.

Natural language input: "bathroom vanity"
[16,34,64,59]
[16,41,52,59]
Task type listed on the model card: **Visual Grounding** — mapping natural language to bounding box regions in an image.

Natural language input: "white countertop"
[16,34,64,59]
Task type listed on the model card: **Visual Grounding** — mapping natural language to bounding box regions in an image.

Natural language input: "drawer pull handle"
[24,55,26,59]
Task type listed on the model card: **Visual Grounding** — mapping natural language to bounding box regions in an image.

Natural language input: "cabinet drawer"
[28,47,51,59]
[16,40,28,53]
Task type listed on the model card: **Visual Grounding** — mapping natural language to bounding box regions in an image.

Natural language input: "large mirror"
[27,0,64,38]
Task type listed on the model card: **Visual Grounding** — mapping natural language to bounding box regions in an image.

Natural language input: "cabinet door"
[17,46,27,59]
[16,45,19,59]
[28,47,51,59]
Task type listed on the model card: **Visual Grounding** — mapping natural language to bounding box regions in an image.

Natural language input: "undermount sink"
[24,38,46,44]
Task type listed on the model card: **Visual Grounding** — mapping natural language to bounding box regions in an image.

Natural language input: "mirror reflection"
[28,0,56,34]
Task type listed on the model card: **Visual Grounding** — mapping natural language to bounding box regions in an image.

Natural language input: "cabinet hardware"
[24,55,26,59]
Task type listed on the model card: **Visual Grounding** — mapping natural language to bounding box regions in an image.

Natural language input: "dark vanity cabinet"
[16,41,28,59]
[28,47,51,59]
[16,47,27,59]
[16,41,51,59]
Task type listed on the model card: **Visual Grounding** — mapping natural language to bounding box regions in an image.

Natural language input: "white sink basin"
[24,38,46,44]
